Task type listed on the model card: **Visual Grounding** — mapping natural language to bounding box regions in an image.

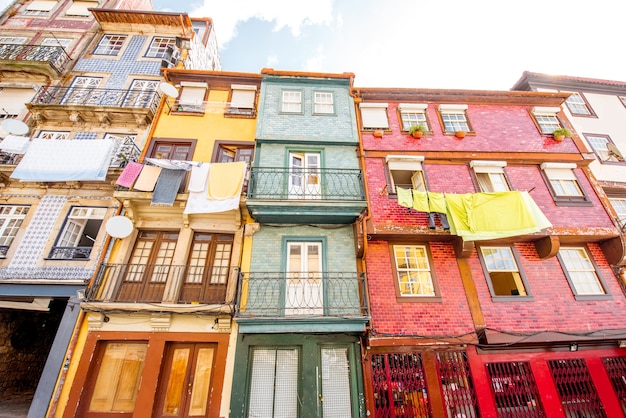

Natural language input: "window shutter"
[470,160,506,174]
[321,348,352,417]
[26,1,57,11]
[178,83,207,105]
[230,85,256,108]
[0,88,37,117]
[65,1,93,16]
[360,103,389,129]
[541,162,577,180]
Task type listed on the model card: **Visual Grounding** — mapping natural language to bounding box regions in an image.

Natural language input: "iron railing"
[247,167,365,200]
[0,245,8,258]
[31,86,161,113]
[236,271,368,318]
[0,44,71,74]
[86,263,236,304]
[48,246,93,260]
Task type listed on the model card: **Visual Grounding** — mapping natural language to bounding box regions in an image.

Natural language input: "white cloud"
[190,0,334,47]
[265,54,279,68]
[304,46,326,72]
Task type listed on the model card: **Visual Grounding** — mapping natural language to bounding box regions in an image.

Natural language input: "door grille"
[485,361,545,417]
[436,351,479,417]
[548,358,606,418]
[602,356,626,414]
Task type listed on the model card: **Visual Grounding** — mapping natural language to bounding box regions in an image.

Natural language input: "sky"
[2,0,623,90]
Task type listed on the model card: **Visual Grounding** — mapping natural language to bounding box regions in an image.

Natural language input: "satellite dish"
[105,216,134,239]
[607,143,625,161]
[158,82,179,99]
[1,119,29,135]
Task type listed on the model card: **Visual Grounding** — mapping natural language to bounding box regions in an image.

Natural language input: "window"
[531,106,562,134]
[145,36,175,58]
[175,81,207,113]
[49,206,106,260]
[124,79,159,108]
[106,133,139,167]
[227,84,257,116]
[610,198,626,226]
[399,103,429,132]
[148,139,195,160]
[87,342,147,413]
[248,347,299,417]
[470,160,510,192]
[438,104,470,134]
[391,244,438,298]
[479,246,530,298]
[359,102,389,130]
[0,87,37,119]
[65,1,99,16]
[558,247,608,298]
[585,134,625,163]
[213,142,254,164]
[386,155,425,194]
[540,162,590,205]
[0,205,29,258]
[22,0,57,15]
[314,92,334,114]
[181,233,233,303]
[288,152,321,199]
[37,131,70,140]
[281,90,302,113]
[92,34,127,56]
[0,37,27,45]
[41,37,72,48]
[564,92,593,116]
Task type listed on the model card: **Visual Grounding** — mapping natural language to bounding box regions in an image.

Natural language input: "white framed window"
[392,245,436,297]
[0,37,27,45]
[37,131,70,140]
[176,81,207,113]
[23,0,57,16]
[0,87,37,119]
[229,84,256,114]
[558,247,606,297]
[145,36,175,58]
[50,206,106,259]
[470,160,510,192]
[479,246,529,297]
[0,205,29,258]
[564,92,592,116]
[610,198,626,226]
[386,155,425,193]
[438,104,470,134]
[359,103,389,130]
[281,90,302,113]
[65,1,99,16]
[399,103,429,132]
[585,134,625,163]
[288,152,321,199]
[314,92,333,114]
[540,162,584,200]
[41,37,72,48]
[93,34,127,56]
[531,107,562,134]
[123,79,159,107]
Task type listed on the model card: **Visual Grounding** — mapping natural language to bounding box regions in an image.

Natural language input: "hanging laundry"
[184,162,246,214]
[411,190,429,212]
[188,163,211,192]
[132,165,162,192]
[151,168,186,206]
[396,187,413,208]
[0,135,30,154]
[115,161,144,188]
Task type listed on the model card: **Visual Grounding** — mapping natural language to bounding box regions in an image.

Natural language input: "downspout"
[45,203,123,417]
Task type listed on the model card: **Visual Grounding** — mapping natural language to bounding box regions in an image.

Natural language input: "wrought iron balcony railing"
[247,167,365,200]
[0,245,8,258]
[236,272,369,318]
[86,263,236,305]
[0,44,71,74]
[47,246,93,260]
[31,86,161,113]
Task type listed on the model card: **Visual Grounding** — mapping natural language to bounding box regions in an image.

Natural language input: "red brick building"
[354,88,626,417]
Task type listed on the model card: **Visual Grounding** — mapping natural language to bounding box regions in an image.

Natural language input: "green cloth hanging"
[427,192,447,214]
[412,190,429,212]
[397,187,413,208]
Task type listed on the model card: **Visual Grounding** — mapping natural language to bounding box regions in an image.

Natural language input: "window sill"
[491,295,534,302]
[395,296,442,303]
[573,294,612,301]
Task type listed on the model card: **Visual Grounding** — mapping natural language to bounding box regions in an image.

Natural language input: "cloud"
[189,0,334,47]
[304,46,326,72]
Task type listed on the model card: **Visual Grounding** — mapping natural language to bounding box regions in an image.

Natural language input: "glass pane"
[188,348,214,416]
[89,342,147,412]
[321,348,352,417]
[162,348,190,415]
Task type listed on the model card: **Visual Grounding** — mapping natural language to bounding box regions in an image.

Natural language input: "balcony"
[27,86,161,126]
[235,272,369,333]
[246,167,367,223]
[47,246,93,260]
[0,44,71,78]
[86,263,237,306]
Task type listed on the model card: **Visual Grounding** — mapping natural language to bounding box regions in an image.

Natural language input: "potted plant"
[551,127,572,142]
[408,124,427,139]
[455,130,466,139]
[373,129,384,138]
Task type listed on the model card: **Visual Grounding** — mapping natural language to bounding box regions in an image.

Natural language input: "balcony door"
[153,343,216,418]
[124,79,159,107]
[286,241,323,315]
[118,231,178,302]
[288,152,321,199]
[62,76,102,105]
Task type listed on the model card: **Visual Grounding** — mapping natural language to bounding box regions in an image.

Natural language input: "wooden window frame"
[540,163,592,206]
[92,34,127,56]
[146,138,197,160]
[557,246,612,301]
[398,103,430,133]
[144,36,175,58]
[389,243,442,302]
[564,91,596,117]
[477,245,533,301]
[385,155,427,195]
[530,107,566,136]
[359,103,390,131]
[437,104,473,135]
[583,133,625,165]
[469,160,512,192]
[225,84,257,118]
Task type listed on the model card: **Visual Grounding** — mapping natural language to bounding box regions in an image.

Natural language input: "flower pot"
[373,129,384,138]
[455,131,466,139]
[553,134,565,142]
[411,131,423,139]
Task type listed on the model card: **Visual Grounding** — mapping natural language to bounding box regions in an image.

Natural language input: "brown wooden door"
[117,231,179,302]
[154,343,217,418]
